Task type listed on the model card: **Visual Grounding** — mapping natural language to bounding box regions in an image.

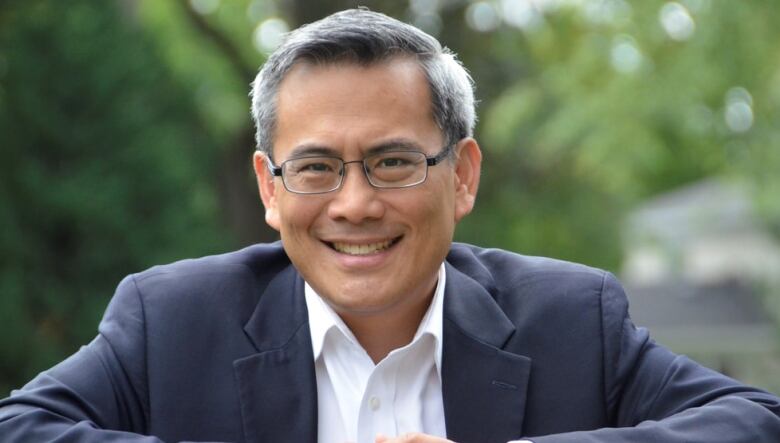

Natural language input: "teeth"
[332,240,393,255]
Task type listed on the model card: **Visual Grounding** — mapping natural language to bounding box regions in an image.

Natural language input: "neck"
[341,285,436,364]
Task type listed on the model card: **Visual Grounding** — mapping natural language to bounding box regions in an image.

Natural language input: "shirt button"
[369,396,381,411]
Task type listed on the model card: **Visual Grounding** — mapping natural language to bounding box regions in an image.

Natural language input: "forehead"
[272,58,442,160]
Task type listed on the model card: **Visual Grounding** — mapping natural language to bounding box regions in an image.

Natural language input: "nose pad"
[339,159,369,185]
[337,160,374,190]
[328,161,384,223]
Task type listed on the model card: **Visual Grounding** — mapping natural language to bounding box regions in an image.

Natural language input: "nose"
[326,161,385,224]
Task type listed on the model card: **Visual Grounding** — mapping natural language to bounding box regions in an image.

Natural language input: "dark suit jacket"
[1,242,779,442]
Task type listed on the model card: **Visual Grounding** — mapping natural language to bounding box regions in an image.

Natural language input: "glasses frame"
[267,145,454,195]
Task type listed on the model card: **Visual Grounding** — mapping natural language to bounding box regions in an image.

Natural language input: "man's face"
[254,58,480,325]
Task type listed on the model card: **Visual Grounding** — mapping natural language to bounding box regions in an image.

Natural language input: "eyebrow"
[287,139,425,160]
[288,144,339,159]
[365,139,424,156]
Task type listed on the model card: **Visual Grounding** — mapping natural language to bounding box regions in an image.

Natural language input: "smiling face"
[254,58,481,329]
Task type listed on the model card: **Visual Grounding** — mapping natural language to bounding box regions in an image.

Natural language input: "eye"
[288,158,340,174]
[301,162,333,172]
[375,156,413,168]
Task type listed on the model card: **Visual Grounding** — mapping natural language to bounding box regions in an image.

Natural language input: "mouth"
[326,236,402,256]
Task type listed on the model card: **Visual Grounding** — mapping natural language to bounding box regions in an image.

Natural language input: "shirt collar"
[305,263,446,371]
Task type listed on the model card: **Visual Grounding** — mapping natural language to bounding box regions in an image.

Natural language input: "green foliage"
[455,0,780,271]
[0,0,232,394]
[137,0,259,140]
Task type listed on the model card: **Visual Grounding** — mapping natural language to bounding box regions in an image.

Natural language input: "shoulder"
[130,242,290,292]
[105,242,292,323]
[447,242,610,292]
[446,244,635,374]
[446,242,627,322]
[97,242,295,357]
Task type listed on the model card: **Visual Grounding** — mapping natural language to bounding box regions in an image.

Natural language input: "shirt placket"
[358,353,399,443]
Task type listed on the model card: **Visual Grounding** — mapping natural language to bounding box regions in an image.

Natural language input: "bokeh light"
[409,0,442,35]
[252,17,289,53]
[410,0,440,16]
[724,86,754,133]
[660,2,695,41]
[501,0,544,32]
[466,1,501,33]
[582,0,632,26]
[189,0,220,15]
[610,35,643,74]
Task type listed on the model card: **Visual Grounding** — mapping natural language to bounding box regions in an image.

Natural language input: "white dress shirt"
[305,264,446,443]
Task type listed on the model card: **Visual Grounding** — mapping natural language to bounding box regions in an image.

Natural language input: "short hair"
[250,8,476,160]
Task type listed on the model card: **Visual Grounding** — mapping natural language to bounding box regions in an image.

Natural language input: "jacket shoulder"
[111,242,292,320]
[134,242,289,283]
[447,242,609,295]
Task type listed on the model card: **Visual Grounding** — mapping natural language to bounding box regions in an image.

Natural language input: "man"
[1,8,779,443]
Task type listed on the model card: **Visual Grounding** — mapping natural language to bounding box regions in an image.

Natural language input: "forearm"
[0,334,153,442]
[584,273,780,442]
[0,406,163,443]
[523,394,780,443]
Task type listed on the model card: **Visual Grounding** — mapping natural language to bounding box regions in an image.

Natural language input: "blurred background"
[1,0,779,396]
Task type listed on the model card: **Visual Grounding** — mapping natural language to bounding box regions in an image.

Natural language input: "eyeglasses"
[267,146,452,194]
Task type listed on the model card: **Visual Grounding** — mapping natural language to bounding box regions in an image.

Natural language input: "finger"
[396,433,454,443]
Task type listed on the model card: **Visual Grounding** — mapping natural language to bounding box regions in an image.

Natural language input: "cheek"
[409,188,456,238]
[277,197,325,233]
[423,179,457,222]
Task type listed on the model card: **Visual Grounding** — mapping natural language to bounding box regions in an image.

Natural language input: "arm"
[0,275,163,442]
[528,273,780,443]
[389,272,780,443]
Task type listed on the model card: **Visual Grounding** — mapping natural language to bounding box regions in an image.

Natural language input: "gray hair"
[250,8,476,160]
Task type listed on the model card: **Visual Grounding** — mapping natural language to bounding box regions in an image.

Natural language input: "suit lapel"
[442,262,532,443]
[231,256,532,443]
[233,265,317,443]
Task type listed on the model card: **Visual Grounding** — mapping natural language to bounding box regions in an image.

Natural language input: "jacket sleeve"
[529,272,780,443]
[0,275,164,442]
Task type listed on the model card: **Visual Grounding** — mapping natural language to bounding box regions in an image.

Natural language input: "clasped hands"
[370,433,532,443]
[373,433,454,443]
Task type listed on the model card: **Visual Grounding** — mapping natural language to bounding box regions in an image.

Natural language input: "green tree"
[0,0,232,394]
[453,1,780,271]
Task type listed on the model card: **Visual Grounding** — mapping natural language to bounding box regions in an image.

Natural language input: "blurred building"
[621,178,780,385]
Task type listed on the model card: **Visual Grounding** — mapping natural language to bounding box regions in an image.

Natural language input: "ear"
[452,137,482,223]
[252,151,281,231]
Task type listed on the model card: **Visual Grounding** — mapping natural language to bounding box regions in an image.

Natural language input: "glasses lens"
[282,157,343,193]
[365,151,427,187]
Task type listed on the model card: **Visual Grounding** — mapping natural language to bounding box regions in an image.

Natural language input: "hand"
[375,433,455,443]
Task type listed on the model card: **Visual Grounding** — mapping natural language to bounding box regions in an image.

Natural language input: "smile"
[329,237,401,255]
